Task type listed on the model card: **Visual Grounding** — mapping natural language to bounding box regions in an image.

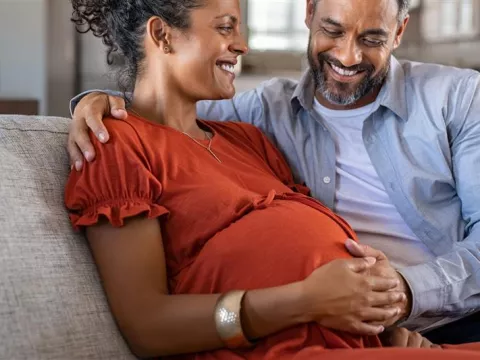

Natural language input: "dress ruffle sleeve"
[64,119,169,231]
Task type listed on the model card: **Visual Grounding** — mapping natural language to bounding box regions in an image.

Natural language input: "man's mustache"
[318,53,374,73]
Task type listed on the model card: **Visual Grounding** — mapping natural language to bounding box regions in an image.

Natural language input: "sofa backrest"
[0,115,135,360]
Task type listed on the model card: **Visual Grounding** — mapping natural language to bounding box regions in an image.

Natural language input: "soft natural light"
[459,0,475,34]
[248,0,308,51]
[422,0,478,40]
[246,0,450,51]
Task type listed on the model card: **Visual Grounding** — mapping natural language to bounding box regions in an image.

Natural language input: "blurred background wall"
[0,0,478,117]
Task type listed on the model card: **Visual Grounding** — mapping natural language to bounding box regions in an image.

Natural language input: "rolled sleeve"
[398,262,447,319]
[400,73,480,320]
[196,89,264,125]
[69,88,264,126]
[69,89,125,117]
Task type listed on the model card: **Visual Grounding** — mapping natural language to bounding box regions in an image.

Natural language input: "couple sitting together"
[65,0,480,359]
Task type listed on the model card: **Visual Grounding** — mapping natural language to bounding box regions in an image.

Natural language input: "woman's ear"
[146,16,173,53]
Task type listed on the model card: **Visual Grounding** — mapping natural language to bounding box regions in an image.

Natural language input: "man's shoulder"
[399,59,479,89]
[251,76,301,102]
[397,60,480,127]
[222,75,302,126]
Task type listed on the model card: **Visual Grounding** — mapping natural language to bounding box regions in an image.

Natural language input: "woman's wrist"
[296,278,316,324]
[240,281,310,341]
[214,290,255,349]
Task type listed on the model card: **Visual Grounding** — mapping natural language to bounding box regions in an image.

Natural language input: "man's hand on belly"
[379,327,441,348]
[345,239,413,324]
[299,257,406,336]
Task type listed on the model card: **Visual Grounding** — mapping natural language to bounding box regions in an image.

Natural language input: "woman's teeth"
[219,63,235,74]
[330,63,359,77]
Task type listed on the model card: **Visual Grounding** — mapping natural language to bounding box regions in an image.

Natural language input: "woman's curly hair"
[71,0,204,93]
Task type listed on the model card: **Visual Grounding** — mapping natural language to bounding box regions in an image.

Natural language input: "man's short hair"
[314,0,410,22]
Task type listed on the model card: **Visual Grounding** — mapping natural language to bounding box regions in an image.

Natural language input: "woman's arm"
[87,216,404,358]
[88,216,306,357]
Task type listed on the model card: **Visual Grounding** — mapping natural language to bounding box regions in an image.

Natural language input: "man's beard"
[307,39,390,106]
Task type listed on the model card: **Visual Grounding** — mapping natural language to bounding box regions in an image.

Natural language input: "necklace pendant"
[182,130,222,164]
[209,149,222,163]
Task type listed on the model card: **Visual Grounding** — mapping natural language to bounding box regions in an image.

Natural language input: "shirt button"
[323,176,331,184]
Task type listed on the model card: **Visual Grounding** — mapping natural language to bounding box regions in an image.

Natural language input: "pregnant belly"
[174,198,354,294]
[169,197,381,358]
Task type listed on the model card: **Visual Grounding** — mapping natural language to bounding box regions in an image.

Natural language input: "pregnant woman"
[65,0,480,359]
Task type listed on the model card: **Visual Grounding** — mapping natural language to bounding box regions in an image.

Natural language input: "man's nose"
[333,38,362,68]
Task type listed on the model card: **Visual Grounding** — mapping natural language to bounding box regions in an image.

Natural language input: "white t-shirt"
[313,99,436,269]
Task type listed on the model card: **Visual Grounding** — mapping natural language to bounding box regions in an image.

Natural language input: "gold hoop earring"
[164,46,171,54]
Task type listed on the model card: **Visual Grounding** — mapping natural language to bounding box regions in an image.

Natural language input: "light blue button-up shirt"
[72,56,480,326]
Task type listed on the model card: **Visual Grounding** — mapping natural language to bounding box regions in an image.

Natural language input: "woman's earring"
[163,45,171,54]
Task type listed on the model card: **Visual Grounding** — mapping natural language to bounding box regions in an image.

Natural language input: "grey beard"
[317,79,359,106]
[313,64,388,106]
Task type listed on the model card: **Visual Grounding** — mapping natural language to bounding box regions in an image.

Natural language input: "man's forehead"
[315,0,398,29]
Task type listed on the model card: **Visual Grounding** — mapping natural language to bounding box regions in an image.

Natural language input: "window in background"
[440,1,458,36]
[459,0,475,34]
[422,0,479,40]
[247,0,426,51]
[248,0,308,51]
[410,0,421,8]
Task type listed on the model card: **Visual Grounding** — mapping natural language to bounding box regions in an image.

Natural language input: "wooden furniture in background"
[0,99,39,116]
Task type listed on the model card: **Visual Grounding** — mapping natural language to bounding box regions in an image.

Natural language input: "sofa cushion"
[0,115,135,360]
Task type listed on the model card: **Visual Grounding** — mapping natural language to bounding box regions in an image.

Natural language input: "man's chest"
[262,110,463,254]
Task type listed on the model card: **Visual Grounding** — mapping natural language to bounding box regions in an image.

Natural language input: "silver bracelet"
[214,290,254,349]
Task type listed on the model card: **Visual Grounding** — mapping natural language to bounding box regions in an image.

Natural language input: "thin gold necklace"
[128,107,222,163]
[181,131,222,164]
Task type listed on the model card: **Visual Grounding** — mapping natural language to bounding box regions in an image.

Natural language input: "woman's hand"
[345,239,412,324]
[380,327,441,348]
[300,257,406,335]
[69,92,127,170]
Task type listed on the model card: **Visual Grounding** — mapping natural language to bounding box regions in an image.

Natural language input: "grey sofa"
[0,115,135,359]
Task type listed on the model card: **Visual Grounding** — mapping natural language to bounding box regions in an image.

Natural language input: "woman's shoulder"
[103,115,151,141]
[89,116,157,168]
[101,115,170,153]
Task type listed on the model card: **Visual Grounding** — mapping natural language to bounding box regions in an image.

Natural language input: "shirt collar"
[291,69,316,114]
[291,55,408,121]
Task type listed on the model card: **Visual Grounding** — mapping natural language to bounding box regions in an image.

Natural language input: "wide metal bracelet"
[214,290,254,349]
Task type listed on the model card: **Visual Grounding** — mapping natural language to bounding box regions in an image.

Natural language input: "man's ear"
[393,15,409,50]
[305,0,316,30]
[146,16,173,52]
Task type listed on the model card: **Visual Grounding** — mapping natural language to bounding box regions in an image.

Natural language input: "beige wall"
[78,34,115,92]
[0,0,78,116]
[46,0,76,117]
[0,0,47,114]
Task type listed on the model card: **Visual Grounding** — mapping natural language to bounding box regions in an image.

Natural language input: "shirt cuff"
[397,262,446,319]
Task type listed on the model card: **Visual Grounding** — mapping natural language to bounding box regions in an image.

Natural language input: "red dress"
[65,114,480,359]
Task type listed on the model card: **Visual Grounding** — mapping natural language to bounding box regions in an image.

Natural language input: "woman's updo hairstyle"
[71,0,204,93]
